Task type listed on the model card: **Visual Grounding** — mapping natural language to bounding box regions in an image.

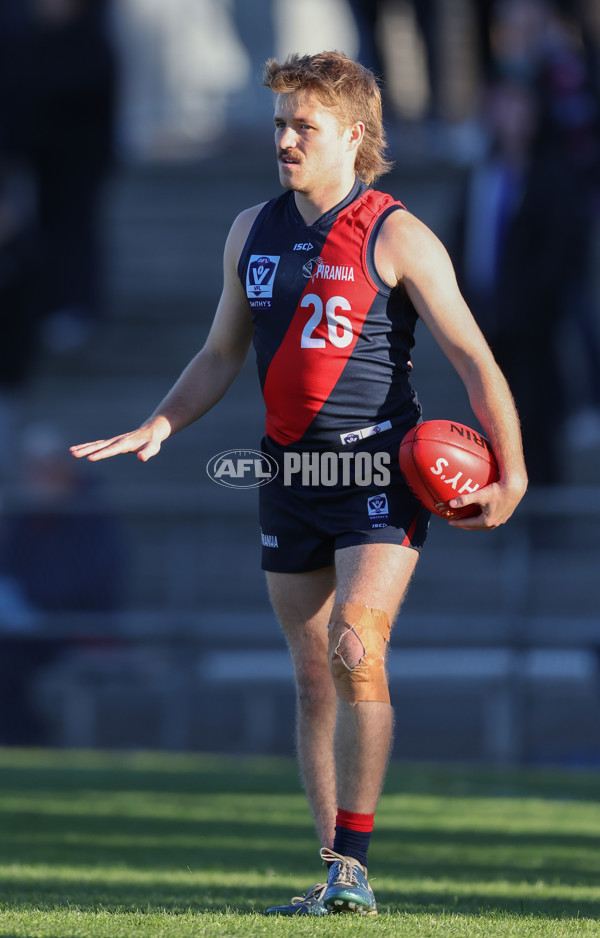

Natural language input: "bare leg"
[333,543,419,814]
[266,566,337,847]
[266,543,418,843]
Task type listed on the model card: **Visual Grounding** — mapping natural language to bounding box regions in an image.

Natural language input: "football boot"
[265,881,328,915]
[320,847,377,915]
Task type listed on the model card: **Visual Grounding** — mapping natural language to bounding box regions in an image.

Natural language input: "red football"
[399,420,499,519]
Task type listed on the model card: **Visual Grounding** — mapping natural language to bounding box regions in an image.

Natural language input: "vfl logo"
[367,493,389,519]
[246,255,280,299]
[206,449,279,488]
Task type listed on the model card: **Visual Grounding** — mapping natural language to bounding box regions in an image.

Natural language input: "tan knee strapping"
[327,603,391,704]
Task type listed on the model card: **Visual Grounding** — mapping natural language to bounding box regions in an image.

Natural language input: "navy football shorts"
[258,429,430,573]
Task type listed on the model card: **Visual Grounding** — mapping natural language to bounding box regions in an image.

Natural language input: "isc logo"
[293,242,313,251]
[206,449,279,488]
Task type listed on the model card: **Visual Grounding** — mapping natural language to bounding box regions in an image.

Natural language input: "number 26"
[300,294,353,349]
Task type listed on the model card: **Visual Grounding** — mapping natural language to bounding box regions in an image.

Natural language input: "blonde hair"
[262,51,393,185]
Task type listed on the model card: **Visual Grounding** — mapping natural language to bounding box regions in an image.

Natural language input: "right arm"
[70,205,263,462]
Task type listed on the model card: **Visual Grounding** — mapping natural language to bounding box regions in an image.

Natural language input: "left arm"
[375,209,527,530]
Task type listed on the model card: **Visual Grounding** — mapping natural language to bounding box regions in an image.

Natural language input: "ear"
[346,121,365,152]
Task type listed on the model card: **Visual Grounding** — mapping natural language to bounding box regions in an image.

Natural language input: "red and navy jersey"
[238,178,422,448]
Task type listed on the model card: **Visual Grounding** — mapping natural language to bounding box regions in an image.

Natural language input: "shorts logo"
[367,493,389,523]
[260,531,279,548]
[246,255,280,301]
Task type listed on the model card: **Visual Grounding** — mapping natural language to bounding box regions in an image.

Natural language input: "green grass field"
[0,748,599,937]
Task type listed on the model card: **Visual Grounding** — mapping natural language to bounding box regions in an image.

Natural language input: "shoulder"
[374,208,454,287]
[378,208,442,255]
[225,202,268,264]
[229,202,269,242]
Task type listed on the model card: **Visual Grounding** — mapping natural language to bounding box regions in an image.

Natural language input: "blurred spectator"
[457,74,586,484]
[112,0,248,160]
[0,423,127,744]
[0,0,117,352]
[348,0,441,118]
[226,0,276,134]
[0,423,127,614]
[492,0,600,448]
[348,0,495,122]
[0,163,39,479]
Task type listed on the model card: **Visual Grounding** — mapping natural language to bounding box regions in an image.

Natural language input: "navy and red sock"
[331,808,374,869]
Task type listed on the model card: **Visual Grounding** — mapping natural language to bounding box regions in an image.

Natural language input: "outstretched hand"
[446,478,527,531]
[70,418,171,463]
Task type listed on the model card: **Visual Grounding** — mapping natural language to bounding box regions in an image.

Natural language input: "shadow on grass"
[1,752,599,922]
[1,873,600,921]
[0,759,300,799]
[1,811,599,888]
[1,756,600,803]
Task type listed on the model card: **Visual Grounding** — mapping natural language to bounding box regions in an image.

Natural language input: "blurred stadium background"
[0,0,600,766]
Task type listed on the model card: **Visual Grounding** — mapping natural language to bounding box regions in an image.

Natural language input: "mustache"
[278,149,302,163]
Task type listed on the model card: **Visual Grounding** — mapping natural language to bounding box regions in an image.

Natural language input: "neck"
[293,177,357,226]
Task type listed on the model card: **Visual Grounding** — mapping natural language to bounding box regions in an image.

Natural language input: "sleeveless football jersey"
[238,178,422,448]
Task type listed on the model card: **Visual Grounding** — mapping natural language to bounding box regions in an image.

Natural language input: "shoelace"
[319,847,365,885]
[290,882,327,906]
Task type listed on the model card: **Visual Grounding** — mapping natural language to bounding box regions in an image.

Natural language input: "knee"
[327,603,391,704]
[333,626,366,670]
[294,661,336,714]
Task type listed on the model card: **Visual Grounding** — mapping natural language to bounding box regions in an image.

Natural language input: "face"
[273,92,360,197]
